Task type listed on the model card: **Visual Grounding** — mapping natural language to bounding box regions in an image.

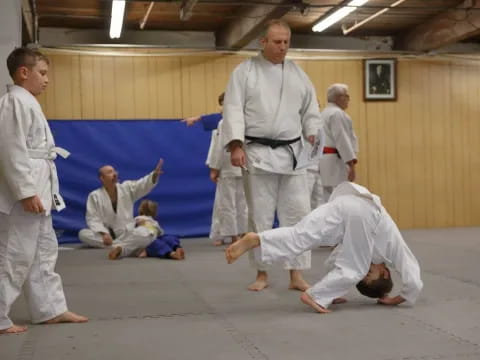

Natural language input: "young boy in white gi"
[206,93,248,246]
[226,181,423,313]
[0,48,88,334]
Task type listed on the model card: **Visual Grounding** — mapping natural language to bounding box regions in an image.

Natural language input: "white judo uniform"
[206,120,248,243]
[116,215,163,257]
[0,85,70,330]
[258,182,423,308]
[78,172,158,248]
[222,53,321,270]
[318,103,358,203]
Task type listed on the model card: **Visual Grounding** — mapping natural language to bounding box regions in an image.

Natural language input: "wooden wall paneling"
[470,61,480,224]
[383,100,399,222]
[409,61,428,228]
[395,60,414,228]
[92,56,104,119]
[463,61,475,225]
[147,57,159,119]
[44,54,57,119]
[52,55,73,119]
[155,57,182,118]
[79,55,95,119]
[211,56,229,113]
[113,56,135,119]
[70,55,82,119]
[133,57,151,119]
[100,57,116,119]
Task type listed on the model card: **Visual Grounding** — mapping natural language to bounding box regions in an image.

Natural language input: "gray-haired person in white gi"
[78,160,163,249]
[318,83,358,204]
[226,182,423,313]
[0,48,88,335]
[222,19,321,291]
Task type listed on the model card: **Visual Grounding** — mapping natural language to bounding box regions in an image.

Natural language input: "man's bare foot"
[213,239,225,246]
[170,248,184,260]
[108,246,122,260]
[137,249,147,258]
[0,324,28,335]
[177,248,185,259]
[43,311,88,324]
[288,270,311,291]
[225,232,259,264]
[247,271,268,291]
[300,292,331,314]
[332,297,347,305]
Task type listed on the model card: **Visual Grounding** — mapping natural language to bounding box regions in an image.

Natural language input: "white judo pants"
[0,203,68,330]
[243,171,311,271]
[78,228,119,248]
[306,169,324,210]
[79,227,154,257]
[209,177,248,242]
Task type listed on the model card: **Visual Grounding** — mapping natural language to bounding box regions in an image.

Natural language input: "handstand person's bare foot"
[137,249,147,258]
[300,292,331,314]
[108,246,122,260]
[248,271,268,291]
[0,324,28,335]
[288,270,311,291]
[225,232,260,264]
[332,297,347,305]
[43,311,88,324]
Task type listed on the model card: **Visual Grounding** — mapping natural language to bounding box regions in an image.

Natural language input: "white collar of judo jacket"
[329,181,382,211]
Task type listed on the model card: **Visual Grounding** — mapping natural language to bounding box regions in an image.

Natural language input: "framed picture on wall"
[364,59,397,101]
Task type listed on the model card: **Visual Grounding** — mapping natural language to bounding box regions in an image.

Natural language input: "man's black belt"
[245,135,301,170]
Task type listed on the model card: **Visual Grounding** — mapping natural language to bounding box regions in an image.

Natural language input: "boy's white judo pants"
[0,203,68,330]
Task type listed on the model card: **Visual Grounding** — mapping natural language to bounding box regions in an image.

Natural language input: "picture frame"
[364,59,397,101]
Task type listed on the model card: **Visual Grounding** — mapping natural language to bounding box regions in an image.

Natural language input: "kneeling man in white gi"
[0,48,88,335]
[78,160,163,249]
[226,181,423,313]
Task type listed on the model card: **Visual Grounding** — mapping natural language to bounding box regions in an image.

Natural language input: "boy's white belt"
[28,146,71,211]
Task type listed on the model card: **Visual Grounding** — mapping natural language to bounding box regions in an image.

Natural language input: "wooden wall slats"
[38,51,480,229]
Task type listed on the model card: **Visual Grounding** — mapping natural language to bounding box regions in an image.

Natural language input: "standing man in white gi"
[0,48,88,335]
[78,160,163,249]
[222,20,321,291]
[226,181,423,313]
[318,83,358,204]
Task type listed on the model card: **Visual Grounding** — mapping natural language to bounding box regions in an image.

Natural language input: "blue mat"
[49,119,215,243]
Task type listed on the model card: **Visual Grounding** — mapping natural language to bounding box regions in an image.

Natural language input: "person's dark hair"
[356,273,393,299]
[139,199,158,218]
[218,92,225,106]
[6,47,49,77]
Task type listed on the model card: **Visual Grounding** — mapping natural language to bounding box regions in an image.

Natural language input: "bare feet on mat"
[0,324,28,335]
[225,232,259,264]
[332,297,347,305]
[247,271,268,291]
[289,270,310,291]
[170,248,185,260]
[213,239,225,246]
[108,246,122,260]
[289,279,311,291]
[177,248,185,259]
[43,311,88,324]
[300,292,331,314]
[137,249,147,258]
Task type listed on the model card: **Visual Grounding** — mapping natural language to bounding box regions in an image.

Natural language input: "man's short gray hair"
[260,19,291,38]
[327,83,349,102]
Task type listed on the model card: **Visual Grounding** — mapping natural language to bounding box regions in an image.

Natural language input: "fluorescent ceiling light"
[312,0,369,33]
[110,0,126,39]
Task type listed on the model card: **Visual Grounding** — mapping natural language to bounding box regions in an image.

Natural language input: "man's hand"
[209,169,220,183]
[102,233,113,246]
[307,135,315,146]
[21,195,45,214]
[152,158,164,183]
[229,141,246,168]
[377,296,405,306]
[347,160,357,182]
[181,116,201,127]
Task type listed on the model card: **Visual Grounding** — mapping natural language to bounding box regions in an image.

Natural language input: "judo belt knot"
[245,135,300,169]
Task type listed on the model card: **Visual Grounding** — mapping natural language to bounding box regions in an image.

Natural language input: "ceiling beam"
[180,0,199,21]
[22,0,35,43]
[399,0,480,52]
[215,0,299,50]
